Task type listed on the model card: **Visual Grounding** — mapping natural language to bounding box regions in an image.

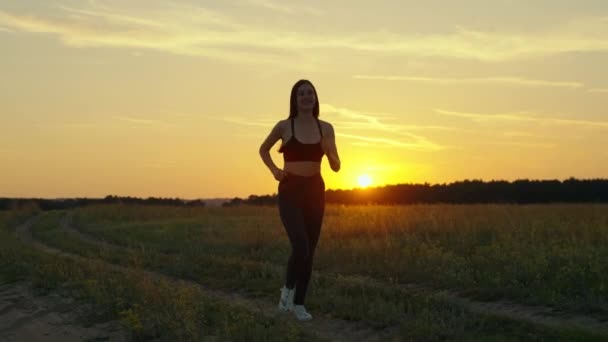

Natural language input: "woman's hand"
[272,167,288,181]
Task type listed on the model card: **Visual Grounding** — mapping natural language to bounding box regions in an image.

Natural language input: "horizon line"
[2,176,605,201]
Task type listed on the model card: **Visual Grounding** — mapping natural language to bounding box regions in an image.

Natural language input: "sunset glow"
[1,1,607,199]
[357,174,372,188]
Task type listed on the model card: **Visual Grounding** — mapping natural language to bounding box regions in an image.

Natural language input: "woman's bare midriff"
[284,161,322,176]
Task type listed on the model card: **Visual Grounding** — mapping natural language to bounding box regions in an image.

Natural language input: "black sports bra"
[278,117,324,162]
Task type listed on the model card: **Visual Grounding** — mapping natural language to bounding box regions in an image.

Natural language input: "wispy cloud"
[160,110,195,118]
[321,103,448,150]
[53,122,98,128]
[220,116,277,128]
[501,131,553,139]
[322,103,456,132]
[234,132,269,140]
[243,0,323,15]
[1,5,608,63]
[435,109,608,128]
[216,104,446,150]
[588,88,608,93]
[334,121,456,132]
[0,5,291,66]
[353,75,584,89]
[337,133,443,151]
[219,109,411,133]
[113,116,174,127]
[548,117,608,128]
[57,5,170,29]
[435,109,537,122]
[321,104,399,131]
[483,141,557,148]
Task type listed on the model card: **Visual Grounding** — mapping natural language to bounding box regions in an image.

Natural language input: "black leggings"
[278,172,325,305]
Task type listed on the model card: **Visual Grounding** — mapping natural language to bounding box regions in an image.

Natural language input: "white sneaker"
[292,305,312,321]
[278,286,294,312]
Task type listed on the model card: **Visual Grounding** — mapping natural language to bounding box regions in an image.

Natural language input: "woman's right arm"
[259,121,285,181]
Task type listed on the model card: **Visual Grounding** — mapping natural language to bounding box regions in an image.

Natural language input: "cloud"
[588,88,608,93]
[322,103,456,132]
[435,109,608,128]
[321,104,399,130]
[220,116,277,128]
[353,75,585,89]
[501,131,553,139]
[320,103,448,150]
[57,5,170,29]
[52,122,98,128]
[243,0,323,15]
[337,132,443,151]
[548,117,608,128]
[113,116,174,127]
[334,121,456,132]
[0,5,291,66]
[483,141,557,148]
[234,132,269,140]
[434,109,537,122]
[220,107,408,132]
[218,104,446,150]
[160,110,195,119]
[1,5,608,63]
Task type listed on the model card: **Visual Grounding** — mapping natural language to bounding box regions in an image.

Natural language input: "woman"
[259,79,341,321]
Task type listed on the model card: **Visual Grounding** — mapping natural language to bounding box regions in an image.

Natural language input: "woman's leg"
[278,190,310,291]
[293,177,325,305]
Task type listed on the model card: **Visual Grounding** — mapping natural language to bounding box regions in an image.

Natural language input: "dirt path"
[15,214,397,342]
[59,212,608,336]
[0,281,127,342]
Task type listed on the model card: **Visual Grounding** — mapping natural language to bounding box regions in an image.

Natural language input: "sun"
[357,174,372,188]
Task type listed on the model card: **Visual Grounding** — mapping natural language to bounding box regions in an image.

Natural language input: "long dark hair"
[288,79,319,118]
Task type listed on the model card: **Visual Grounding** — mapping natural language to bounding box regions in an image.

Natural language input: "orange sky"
[1,1,607,198]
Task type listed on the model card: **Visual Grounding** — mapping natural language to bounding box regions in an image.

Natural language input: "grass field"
[2,203,608,341]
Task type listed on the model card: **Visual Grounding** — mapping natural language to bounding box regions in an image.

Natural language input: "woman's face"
[296,83,316,111]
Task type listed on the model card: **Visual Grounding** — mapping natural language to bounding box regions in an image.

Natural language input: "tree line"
[0,195,206,211]
[4,178,607,210]
[223,178,608,206]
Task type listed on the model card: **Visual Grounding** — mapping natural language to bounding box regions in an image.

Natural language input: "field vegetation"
[2,203,607,340]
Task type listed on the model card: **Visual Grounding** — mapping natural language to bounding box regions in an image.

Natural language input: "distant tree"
[234,178,608,206]
[3,178,608,211]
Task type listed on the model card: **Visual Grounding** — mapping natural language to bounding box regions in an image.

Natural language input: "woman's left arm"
[322,122,341,172]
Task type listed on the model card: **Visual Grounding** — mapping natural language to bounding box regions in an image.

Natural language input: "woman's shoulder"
[271,119,290,135]
[317,119,332,126]
[317,119,334,133]
[272,119,288,128]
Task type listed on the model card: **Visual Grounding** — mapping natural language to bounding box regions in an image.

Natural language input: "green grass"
[73,204,608,317]
[0,204,39,233]
[21,205,608,340]
[0,209,313,342]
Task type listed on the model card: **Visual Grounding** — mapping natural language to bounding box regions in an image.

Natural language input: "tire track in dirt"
[61,211,608,336]
[15,214,398,342]
[0,281,127,342]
